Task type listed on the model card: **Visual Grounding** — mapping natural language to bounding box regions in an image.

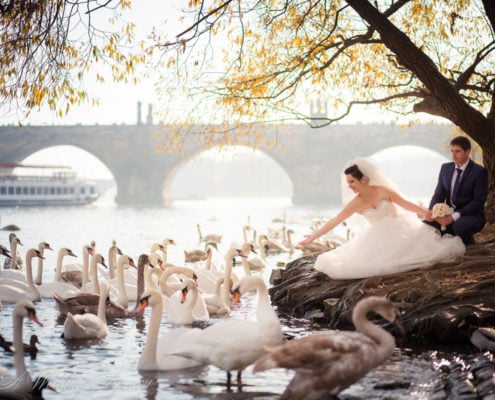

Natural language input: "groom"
[425,136,488,245]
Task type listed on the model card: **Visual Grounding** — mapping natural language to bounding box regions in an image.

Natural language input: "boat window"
[37,187,42,194]
[23,187,28,195]
[44,187,49,194]
[50,187,55,194]
[63,187,68,194]
[56,187,62,194]
[8,187,14,194]
[80,187,86,195]
[30,187,35,195]
[0,187,6,194]
[16,187,21,195]
[90,187,96,194]
[69,187,74,194]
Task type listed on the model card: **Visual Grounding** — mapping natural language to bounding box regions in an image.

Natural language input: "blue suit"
[428,159,488,243]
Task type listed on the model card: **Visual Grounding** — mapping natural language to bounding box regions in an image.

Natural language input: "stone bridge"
[0,122,453,205]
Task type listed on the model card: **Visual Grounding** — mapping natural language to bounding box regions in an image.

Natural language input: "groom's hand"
[435,215,454,226]
[424,210,433,222]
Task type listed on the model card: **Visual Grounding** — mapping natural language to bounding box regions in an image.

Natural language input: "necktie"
[452,168,462,204]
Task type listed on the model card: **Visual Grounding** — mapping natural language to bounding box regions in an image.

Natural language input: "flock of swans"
[0,223,402,399]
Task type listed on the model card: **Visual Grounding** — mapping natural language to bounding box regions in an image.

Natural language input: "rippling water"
[0,197,477,399]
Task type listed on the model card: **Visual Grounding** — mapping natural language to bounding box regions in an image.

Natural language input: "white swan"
[201,276,232,318]
[107,254,137,307]
[63,281,110,340]
[239,242,265,275]
[60,243,94,288]
[34,241,53,285]
[136,290,203,371]
[53,253,107,315]
[171,275,284,388]
[166,277,209,324]
[253,296,403,400]
[158,266,209,322]
[0,299,44,398]
[85,252,109,295]
[106,240,122,280]
[3,232,24,270]
[197,223,222,244]
[0,248,43,303]
[0,237,26,282]
[37,247,79,298]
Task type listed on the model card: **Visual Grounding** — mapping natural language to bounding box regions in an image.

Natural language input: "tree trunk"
[346,0,495,223]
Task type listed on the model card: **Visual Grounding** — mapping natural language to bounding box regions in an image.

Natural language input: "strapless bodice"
[362,200,397,224]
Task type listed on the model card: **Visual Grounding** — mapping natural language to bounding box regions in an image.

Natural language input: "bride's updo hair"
[344,164,365,181]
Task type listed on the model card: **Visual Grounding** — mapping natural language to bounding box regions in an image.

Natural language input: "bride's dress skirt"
[314,201,465,279]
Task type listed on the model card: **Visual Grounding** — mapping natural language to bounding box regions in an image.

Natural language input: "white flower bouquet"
[431,202,454,231]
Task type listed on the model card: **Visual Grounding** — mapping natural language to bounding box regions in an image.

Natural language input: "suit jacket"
[429,159,488,218]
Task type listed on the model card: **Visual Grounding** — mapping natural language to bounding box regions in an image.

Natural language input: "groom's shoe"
[462,235,475,246]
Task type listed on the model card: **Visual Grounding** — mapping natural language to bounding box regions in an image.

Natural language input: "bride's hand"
[424,210,433,222]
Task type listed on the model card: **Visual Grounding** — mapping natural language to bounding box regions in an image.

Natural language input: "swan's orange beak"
[135,296,150,313]
[27,308,43,327]
[230,290,241,307]
[181,288,188,304]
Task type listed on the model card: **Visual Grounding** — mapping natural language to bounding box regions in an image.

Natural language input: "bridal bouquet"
[431,202,454,231]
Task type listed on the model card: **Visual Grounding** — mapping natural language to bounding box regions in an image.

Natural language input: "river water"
[0,197,481,399]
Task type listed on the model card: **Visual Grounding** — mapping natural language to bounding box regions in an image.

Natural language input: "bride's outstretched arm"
[299,202,356,245]
[389,190,430,219]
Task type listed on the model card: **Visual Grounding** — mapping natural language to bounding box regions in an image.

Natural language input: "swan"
[158,266,209,321]
[85,251,109,295]
[60,243,94,288]
[106,240,123,280]
[62,281,110,340]
[3,232,24,270]
[136,290,204,371]
[253,296,403,400]
[239,242,265,275]
[171,275,284,389]
[184,241,217,263]
[260,233,290,255]
[0,299,44,398]
[197,223,222,244]
[34,241,53,285]
[107,254,137,307]
[0,333,40,359]
[161,238,176,263]
[166,277,209,324]
[201,276,232,318]
[219,248,246,303]
[37,247,79,298]
[0,248,44,303]
[53,253,107,315]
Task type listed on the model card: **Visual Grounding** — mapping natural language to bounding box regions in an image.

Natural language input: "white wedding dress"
[314,200,465,279]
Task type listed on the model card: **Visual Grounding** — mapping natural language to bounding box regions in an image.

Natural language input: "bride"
[299,158,465,279]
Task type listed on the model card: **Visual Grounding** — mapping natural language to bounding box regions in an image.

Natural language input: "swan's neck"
[146,268,160,292]
[159,267,190,295]
[214,277,225,296]
[35,245,44,285]
[257,238,267,260]
[81,250,89,293]
[241,256,252,276]
[108,248,117,280]
[255,283,277,323]
[221,255,234,302]
[136,263,145,303]
[353,305,395,349]
[54,250,65,281]
[197,224,203,241]
[117,260,128,309]
[26,252,40,300]
[13,312,30,385]
[11,238,18,269]
[97,288,107,325]
[140,297,163,370]
[204,251,212,270]
[91,259,100,295]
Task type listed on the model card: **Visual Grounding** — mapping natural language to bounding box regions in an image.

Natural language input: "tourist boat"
[0,162,99,207]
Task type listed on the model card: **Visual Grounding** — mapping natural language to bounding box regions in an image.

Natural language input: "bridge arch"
[162,145,293,204]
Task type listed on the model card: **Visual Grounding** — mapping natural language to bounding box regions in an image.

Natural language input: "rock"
[269,224,495,346]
